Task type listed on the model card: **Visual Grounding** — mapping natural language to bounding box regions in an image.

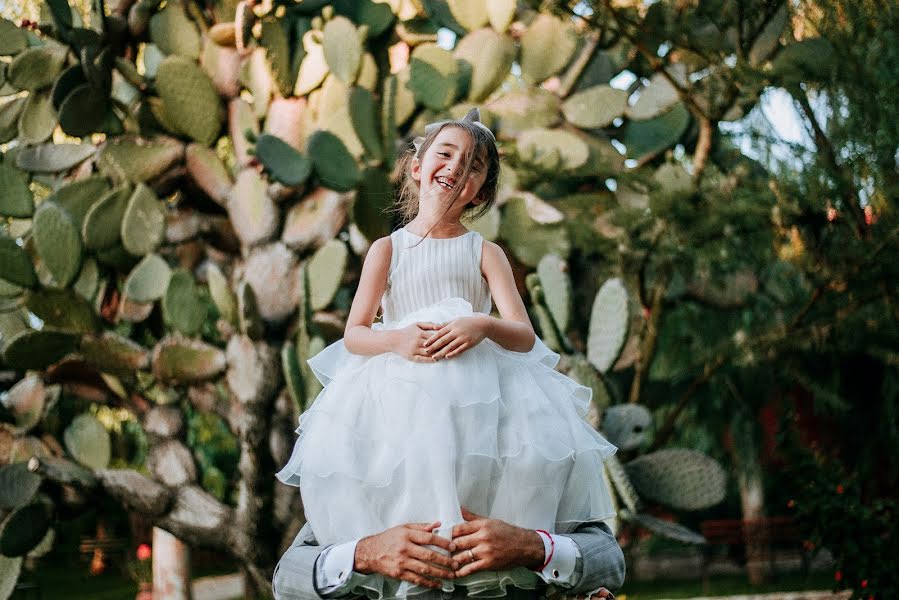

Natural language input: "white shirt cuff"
[535,532,578,584]
[315,539,359,593]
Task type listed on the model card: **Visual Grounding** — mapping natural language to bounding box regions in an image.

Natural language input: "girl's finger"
[444,341,469,358]
[425,332,453,350]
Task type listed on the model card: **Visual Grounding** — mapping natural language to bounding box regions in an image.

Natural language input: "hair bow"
[411,108,496,156]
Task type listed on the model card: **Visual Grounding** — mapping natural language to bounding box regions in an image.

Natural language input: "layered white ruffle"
[277,297,617,599]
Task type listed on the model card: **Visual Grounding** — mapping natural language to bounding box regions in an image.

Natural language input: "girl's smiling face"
[411,126,488,211]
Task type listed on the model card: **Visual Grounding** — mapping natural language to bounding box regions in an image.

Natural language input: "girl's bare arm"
[343,237,404,355]
[478,240,536,352]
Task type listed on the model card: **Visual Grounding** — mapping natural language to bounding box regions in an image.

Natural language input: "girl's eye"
[438,152,450,158]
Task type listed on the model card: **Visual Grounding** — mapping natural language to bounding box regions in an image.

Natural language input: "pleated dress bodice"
[380,227,491,326]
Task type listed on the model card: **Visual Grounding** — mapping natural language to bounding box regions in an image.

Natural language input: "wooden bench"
[700,517,810,585]
[78,535,129,574]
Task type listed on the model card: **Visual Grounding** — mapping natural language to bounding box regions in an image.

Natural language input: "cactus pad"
[7,45,68,91]
[536,253,572,334]
[625,448,727,511]
[15,143,97,173]
[601,404,651,452]
[163,270,207,336]
[63,413,111,470]
[619,509,706,544]
[0,463,41,509]
[24,289,98,334]
[353,167,393,242]
[227,168,279,247]
[254,134,313,187]
[307,239,348,310]
[121,184,166,256]
[517,128,590,171]
[185,143,232,204]
[0,162,33,218]
[0,236,37,288]
[206,263,237,325]
[623,102,690,161]
[0,502,51,557]
[498,197,571,267]
[454,28,515,102]
[0,18,27,55]
[519,14,576,84]
[323,16,362,84]
[33,202,82,288]
[486,0,516,32]
[80,332,150,376]
[155,56,225,146]
[149,3,201,59]
[18,90,57,145]
[2,375,45,433]
[2,329,79,370]
[348,87,382,161]
[124,253,172,303]
[97,136,184,184]
[408,44,459,110]
[152,336,227,384]
[562,85,629,129]
[447,0,488,31]
[587,278,629,373]
[82,185,132,250]
[307,130,361,192]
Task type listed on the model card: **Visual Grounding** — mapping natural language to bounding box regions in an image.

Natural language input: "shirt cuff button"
[551,569,559,578]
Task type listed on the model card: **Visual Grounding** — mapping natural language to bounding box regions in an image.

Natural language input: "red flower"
[834,570,842,582]
[836,484,844,494]
[136,544,152,561]
[861,580,868,588]
[787,499,795,509]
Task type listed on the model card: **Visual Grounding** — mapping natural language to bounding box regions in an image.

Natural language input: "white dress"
[277,227,617,599]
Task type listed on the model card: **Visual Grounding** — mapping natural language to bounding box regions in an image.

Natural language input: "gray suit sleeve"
[273,524,352,600]
[564,522,625,594]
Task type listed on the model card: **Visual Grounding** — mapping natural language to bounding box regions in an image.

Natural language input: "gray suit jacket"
[272,523,625,600]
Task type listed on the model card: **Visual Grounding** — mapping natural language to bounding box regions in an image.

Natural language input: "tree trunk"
[729,419,768,585]
[153,527,193,600]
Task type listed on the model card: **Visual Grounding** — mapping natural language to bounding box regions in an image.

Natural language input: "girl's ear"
[410,157,422,183]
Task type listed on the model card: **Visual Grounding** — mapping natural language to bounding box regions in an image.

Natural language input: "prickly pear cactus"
[0,0,784,590]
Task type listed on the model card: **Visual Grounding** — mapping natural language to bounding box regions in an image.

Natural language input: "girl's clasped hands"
[399,316,488,363]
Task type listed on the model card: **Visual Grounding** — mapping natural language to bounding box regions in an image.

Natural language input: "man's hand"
[450,508,545,577]
[354,521,460,589]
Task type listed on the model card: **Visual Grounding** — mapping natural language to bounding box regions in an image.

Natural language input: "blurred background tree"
[0,0,895,598]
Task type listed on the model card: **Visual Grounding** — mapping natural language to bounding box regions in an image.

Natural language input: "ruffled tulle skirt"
[276,297,617,598]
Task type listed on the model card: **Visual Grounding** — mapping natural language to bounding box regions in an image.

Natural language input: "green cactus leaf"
[604,454,641,513]
[151,335,227,384]
[163,270,207,336]
[237,280,264,340]
[498,197,570,267]
[33,201,82,288]
[587,278,629,373]
[0,554,23,600]
[43,176,108,228]
[97,136,184,184]
[149,3,201,59]
[393,68,417,127]
[570,356,612,411]
[356,52,378,92]
[57,83,110,137]
[281,341,305,411]
[82,185,131,250]
[2,329,79,369]
[601,404,651,453]
[627,71,681,121]
[15,143,97,173]
[0,162,33,218]
[408,44,459,110]
[185,143,232,204]
[536,253,571,334]
[488,88,561,137]
[562,85,629,129]
[454,28,515,102]
[72,257,99,302]
[623,102,690,161]
[24,289,98,334]
[254,134,313,187]
[519,14,576,84]
[333,0,395,37]
[323,16,362,84]
[0,96,27,144]
[619,510,706,545]
[0,502,51,557]
[307,239,348,311]
[124,253,172,303]
[0,463,42,510]
[63,413,111,470]
[316,76,366,159]
[7,45,68,91]
[348,86,382,161]
[260,17,294,97]
[80,331,150,376]
[206,263,237,325]
[0,236,37,288]
[2,375,45,433]
[0,18,27,55]
[156,56,224,146]
[486,0,515,33]
[626,448,727,511]
[227,168,278,247]
[354,167,392,242]
[121,184,166,256]
[307,130,361,192]
[294,31,329,96]
[18,90,57,145]
[51,64,88,110]
[771,37,835,83]
[447,0,488,31]
[517,128,590,171]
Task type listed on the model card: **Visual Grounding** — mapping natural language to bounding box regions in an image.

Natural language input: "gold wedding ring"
[468,549,476,561]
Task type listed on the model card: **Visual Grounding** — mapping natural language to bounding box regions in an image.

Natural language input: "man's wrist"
[353,535,372,575]
[522,528,547,570]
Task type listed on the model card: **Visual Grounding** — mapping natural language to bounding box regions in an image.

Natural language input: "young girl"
[276,109,617,598]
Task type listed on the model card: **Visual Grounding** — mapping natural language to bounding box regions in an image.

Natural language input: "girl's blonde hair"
[390,121,500,238]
